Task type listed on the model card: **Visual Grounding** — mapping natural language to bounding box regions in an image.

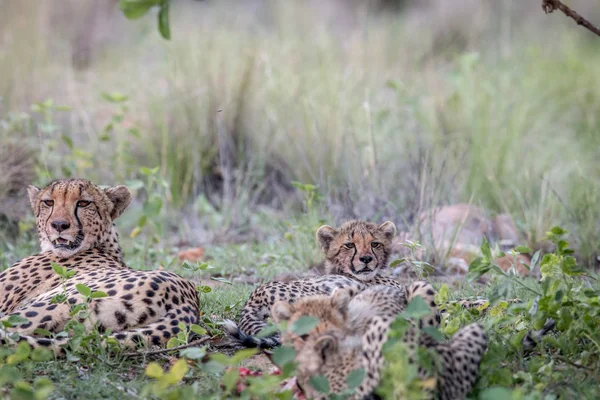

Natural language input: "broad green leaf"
[230,348,259,364]
[549,226,567,236]
[422,326,445,341]
[291,316,319,335]
[515,245,532,253]
[346,368,365,389]
[190,324,207,336]
[271,345,296,367]
[179,347,206,360]
[402,297,432,320]
[389,259,403,268]
[6,315,30,326]
[480,237,492,260]
[309,375,330,394]
[75,284,91,298]
[90,291,108,299]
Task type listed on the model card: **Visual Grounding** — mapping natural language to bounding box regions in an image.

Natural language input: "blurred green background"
[1,0,599,268]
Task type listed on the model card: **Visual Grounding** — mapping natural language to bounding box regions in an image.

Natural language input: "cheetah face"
[27,179,131,257]
[272,289,360,397]
[272,289,352,377]
[316,220,396,281]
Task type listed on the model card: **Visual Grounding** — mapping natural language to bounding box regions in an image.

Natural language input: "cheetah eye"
[344,242,355,249]
[371,242,382,248]
[300,334,310,340]
[42,200,54,207]
[77,200,91,208]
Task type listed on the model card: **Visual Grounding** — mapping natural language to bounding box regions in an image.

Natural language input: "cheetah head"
[316,220,396,281]
[27,179,131,258]
[272,288,361,397]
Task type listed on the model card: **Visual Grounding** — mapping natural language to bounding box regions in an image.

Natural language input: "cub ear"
[316,225,337,253]
[27,185,41,211]
[104,185,132,220]
[330,287,352,312]
[315,335,338,361]
[272,301,295,323]
[378,221,397,240]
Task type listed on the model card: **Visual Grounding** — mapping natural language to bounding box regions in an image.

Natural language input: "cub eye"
[300,334,310,340]
[371,242,382,248]
[344,242,355,249]
[42,200,54,207]
[77,200,91,208]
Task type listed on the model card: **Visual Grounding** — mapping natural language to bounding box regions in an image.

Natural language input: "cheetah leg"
[406,281,440,329]
[436,323,488,400]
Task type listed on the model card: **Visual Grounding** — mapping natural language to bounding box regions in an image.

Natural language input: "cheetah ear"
[330,288,352,312]
[316,225,337,253]
[272,301,295,323]
[27,185,41,211]
[104,185,132,220]
[315,335,337,361]
[378,221,397,240]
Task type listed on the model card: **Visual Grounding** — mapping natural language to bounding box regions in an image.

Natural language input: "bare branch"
[542,0,600,37]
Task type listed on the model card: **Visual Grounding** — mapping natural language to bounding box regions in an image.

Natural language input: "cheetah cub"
[273,286,487,400]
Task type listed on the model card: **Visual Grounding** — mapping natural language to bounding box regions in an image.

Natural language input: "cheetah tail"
[221,319,281,349]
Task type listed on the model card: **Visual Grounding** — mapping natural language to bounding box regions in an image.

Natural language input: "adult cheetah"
[0,179,200,356]
[272,285,487,400]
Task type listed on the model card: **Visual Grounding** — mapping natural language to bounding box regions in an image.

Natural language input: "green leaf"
[210,277,233,285]
[389,259,403,268]
[346,368,365,389]
[158,2,171,40]
[75,284,92,298]
[549,226,567,236]
[145,362,164,378]
[180,347,206,360]
[230,348,259,364]
[33,328,53,337]
[401,297,432,320]
[190,324,207,336]
[308,375,330,394]
[61,134,73,150]
[90,291,108,299]
[480,237,492,260]
[515,245,532,253]
[422,326,445,341]
[6,315,30,326]
[479,386,513,400]
[271,345,296,367]
[118,0,160,19]
[290,316,319,335]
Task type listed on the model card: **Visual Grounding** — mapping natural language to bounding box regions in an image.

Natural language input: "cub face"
[316,220,396,281]
[27,179,131,258]
[272,288,353,377]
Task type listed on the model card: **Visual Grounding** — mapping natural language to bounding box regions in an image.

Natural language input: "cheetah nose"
[359,255,373,264]
[51,220,71,233]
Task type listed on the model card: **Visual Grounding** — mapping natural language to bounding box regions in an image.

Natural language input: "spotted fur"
[0,179,200,356]
[223,221,441,348]
[272,286,487,400]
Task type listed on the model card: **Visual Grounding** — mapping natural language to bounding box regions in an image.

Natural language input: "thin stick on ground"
[122,337,212,357]
[542,0,600,37]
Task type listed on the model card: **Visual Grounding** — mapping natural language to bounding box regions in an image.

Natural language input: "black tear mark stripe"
[74,202,83,231]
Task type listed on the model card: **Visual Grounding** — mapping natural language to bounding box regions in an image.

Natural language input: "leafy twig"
[542,0,600,37]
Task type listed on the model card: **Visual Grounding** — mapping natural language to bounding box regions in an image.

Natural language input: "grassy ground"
[1,1,600,399]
